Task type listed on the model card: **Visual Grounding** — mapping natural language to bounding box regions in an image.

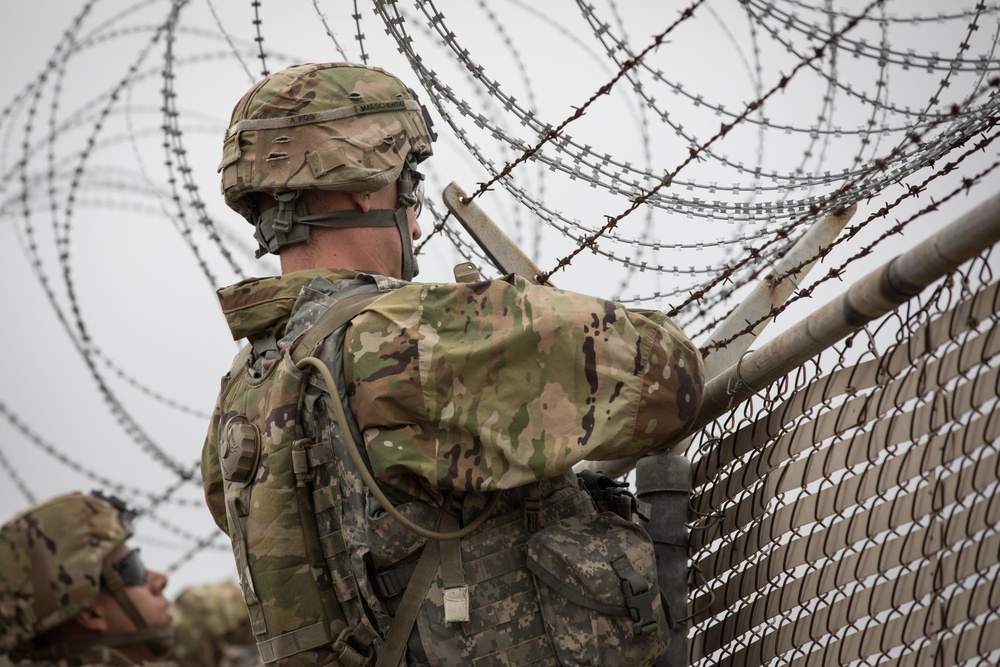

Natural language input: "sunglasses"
[111,548,148,587]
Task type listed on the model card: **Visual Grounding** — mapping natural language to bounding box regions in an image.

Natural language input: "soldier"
[202,62,704,666]
[170,581,258,667]
[0,491,175,667]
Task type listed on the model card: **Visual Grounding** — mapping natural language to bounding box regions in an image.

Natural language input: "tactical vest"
[215,281,671,667]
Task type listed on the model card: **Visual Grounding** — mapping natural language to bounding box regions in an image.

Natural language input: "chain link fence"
[686,244,1000,665]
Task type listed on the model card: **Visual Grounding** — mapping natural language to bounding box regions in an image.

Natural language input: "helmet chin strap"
[260,204,417,280]
[253,165,421,280]
[98,563,173,659]
[394,158,421,281]
[392,203,418,281]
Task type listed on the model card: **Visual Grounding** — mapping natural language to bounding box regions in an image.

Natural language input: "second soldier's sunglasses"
[111,548,148,587]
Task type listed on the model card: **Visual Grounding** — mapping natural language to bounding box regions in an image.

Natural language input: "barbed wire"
[0,398,200,507]
[2,0,998,590]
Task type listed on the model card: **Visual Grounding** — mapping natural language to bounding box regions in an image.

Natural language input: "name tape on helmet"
[227,99,421,138]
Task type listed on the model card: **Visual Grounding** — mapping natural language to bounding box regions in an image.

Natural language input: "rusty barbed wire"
[697,114,1000,359]
[2,0,999,597]
[251,0,268,77]
[461,0,708,205]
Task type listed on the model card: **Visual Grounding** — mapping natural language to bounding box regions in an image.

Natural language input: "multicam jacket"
[200,268,703,665]
[204,268,703,517]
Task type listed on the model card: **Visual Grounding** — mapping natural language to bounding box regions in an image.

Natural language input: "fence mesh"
[686,249,1000,666]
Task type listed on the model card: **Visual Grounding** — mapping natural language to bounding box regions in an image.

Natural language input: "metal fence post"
[636,450,691,667]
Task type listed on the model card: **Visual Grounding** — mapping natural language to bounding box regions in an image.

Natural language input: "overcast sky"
[1,0,998,595]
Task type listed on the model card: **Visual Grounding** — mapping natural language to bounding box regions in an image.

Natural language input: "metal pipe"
[687,189,1000,441]
[699,203,855,380]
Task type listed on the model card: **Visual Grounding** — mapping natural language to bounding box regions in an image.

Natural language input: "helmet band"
[227,99,422,139]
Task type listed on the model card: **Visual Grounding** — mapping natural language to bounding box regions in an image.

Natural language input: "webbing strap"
[291,290,384,363]
[227,494,267,635]
[256,621,333,663]
[440,513,470,624]
[375,541,442,667]
[297,209,399,229]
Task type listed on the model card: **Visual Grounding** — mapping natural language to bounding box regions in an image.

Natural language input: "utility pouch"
[526,512,669,666]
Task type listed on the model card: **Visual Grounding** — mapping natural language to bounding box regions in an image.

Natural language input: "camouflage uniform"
[1,646,174,667]
[170,582,258,667]
[0,493,176,667]
[203,62,705,666]
[204,269,702,512]
[201,268,703,665]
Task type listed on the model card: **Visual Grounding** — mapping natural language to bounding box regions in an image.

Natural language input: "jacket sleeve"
[343,275,704,503]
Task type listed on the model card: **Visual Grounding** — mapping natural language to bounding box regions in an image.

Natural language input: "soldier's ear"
[350,191,373,212]
[73,605,110,633]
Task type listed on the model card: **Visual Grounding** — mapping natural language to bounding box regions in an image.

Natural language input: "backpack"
[214,284,671,666]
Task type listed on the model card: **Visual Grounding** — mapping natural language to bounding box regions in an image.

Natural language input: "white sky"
[1,0,998,596]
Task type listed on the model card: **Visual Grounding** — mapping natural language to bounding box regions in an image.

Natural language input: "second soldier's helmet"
[218,62,435,272]
[0,491,133,654]
[171,581,255,667]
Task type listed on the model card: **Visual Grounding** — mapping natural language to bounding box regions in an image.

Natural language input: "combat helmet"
[219,62,436,280]
[0,491,171,659]
[171,581,254,667]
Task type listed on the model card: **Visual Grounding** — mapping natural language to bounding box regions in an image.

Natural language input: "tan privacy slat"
[693,357,1000,550]
[693,499,934,660]
[692,279,1000,489]
[693,472,1000,655]
[878,278,1000,380]
[692,359,881,489]
[693,408,999,617]
[938,613,1000,665]
[694,321,1000,506]
[781,556,1000,667]
[689,271,1000,666]
[707,528,1000,667]
[696,376,997,558]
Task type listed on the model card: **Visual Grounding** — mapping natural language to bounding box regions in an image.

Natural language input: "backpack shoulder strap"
[290,290,384,364]
[220,344,253,393]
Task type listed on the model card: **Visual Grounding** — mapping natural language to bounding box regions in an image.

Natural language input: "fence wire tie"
[687,503,724,532]
[726,349,755,398]
[676,562,713,624]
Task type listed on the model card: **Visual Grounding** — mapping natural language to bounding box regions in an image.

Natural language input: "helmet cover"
[171,581,254,667]
[0,492,132,654]
[219,62,435,222]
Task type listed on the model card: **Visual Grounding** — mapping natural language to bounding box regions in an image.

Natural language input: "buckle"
[272,191,298,233]
[373,568,403,599]
[613,556,659,636]
[621,578,658,636]
[523,497,541,532]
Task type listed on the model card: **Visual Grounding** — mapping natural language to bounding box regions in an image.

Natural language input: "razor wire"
[0,0,998,596]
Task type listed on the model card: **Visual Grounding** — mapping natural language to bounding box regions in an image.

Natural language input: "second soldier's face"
[97,544,175,654]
